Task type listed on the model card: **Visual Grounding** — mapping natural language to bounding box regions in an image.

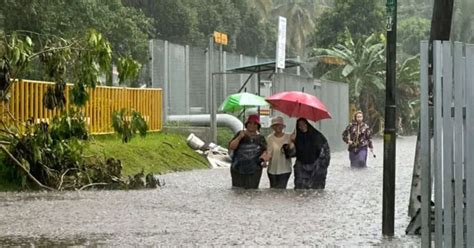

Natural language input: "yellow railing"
[4,80,163,134]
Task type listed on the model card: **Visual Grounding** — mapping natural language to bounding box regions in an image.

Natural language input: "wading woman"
[266,116,294,189]
[228,115,268,189]
[342,111,374,168]
[293,118,331,189]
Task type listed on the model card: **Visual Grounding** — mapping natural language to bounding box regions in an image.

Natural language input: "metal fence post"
[185,45,190,115]
[163,40,169,121]
[465,44,474,248]
[433,40,444,248]
[420,40,432,247]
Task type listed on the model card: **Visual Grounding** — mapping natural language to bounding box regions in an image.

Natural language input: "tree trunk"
[429,0,454,41]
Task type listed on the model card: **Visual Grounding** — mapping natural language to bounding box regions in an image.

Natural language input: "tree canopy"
[309,0,385,49]
[1,0,154,64]
[122,0,277,57]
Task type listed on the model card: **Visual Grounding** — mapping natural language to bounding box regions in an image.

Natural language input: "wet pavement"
[0,136,420,247]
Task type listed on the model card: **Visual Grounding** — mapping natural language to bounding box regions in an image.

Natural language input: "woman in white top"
[266,116,294,189]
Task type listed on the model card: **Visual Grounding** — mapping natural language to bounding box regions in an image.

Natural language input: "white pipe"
[167,114,243,134]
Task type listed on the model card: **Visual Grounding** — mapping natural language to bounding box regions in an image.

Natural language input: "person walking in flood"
[266,116,294,189]
[228,115,268,189]
[292,118,331,189]
[342,111,374,168]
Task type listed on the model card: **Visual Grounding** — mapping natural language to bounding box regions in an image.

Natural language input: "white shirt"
[266,133,292,175]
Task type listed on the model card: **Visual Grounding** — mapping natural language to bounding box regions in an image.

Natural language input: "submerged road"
[0,136,420,246]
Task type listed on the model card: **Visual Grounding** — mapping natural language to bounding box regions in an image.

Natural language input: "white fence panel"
[465,44,474,248]
[422,41,473,247]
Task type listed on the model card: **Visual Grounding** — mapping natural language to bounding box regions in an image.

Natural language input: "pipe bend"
[167,114,243,133]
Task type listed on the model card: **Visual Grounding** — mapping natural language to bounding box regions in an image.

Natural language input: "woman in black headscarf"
[292,118,331,189]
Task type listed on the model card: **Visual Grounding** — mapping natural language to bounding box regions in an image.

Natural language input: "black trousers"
[268,172,291,189]
[230,167,262,189]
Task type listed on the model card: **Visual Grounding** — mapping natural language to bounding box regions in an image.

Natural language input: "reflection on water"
[0,137,420,246]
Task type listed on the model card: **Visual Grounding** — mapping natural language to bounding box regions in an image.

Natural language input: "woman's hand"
[229,130,246,150]
[348,140,353,145]
[290,133,296,142]
[238,130,246,139]
[260,151,269,161]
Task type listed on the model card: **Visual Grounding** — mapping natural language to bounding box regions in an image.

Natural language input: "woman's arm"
[259,136,269,166]
[366,125,374,149]
[342,125,352,144]
[228,130,246,150]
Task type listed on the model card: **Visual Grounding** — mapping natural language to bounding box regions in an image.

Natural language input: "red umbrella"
[266,91,332,122]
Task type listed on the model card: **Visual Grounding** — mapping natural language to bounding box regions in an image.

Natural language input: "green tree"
[272,0,319,57]
[310,31,422,134]
[123,0,278,57]
[232,0,276,56]
[247,0,274,22]
[189,0,242,50]
[399,0,433,20]
[0,30,146,190]
[310,32,386,131]
[451,0,474,43]
[396,55,420,134]
[1,0,154,65]
[310,0,385,49]
[398,17,430,56]
[122,0,202,46]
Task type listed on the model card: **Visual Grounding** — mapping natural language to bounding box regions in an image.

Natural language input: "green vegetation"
[87,132,208,176]
[217,127,234,148]
[0,27,149,190]
[1,0,153,67]
[310,0,385,49]
[0,132,209,191]
[0,153,22,191]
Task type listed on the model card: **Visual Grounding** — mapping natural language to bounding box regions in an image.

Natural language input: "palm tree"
[396,55,420,134]
[247,0,274,22]
[310,31,422,134]
[272,0,320,57]
[309,31,386,132]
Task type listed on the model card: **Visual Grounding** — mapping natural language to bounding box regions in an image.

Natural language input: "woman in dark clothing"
[292,118,331,189]
[228,115,268,189]
[342,111,374,168]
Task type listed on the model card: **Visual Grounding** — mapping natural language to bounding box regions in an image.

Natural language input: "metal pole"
[211,74,217,143]
[383,0,397,236]
[209,36,216,143]
[257,68,261,117]
[163,40,169,121]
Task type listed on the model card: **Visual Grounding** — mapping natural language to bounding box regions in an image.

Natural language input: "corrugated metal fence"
[420,41,474,247]
[149,39,349,152]
[3,80,163,134]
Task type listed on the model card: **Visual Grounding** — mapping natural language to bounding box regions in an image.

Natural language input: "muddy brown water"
[0,136,420,246]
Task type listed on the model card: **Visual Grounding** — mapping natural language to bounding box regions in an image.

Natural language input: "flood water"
[0,136,420,247]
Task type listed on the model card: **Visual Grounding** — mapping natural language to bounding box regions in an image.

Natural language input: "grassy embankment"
[0,128,234,191]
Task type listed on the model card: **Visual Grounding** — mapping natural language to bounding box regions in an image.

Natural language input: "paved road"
[0,136,420,246]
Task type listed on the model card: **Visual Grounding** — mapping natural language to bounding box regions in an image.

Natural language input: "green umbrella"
[219,92,269,113]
